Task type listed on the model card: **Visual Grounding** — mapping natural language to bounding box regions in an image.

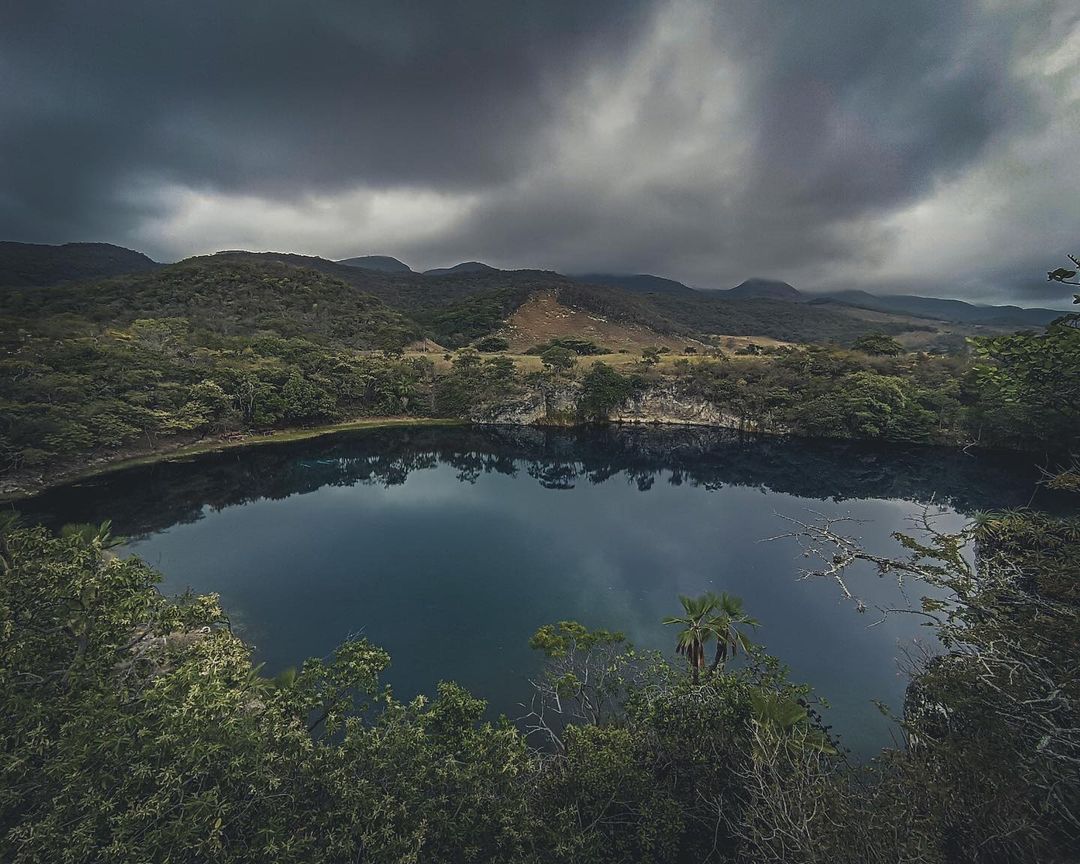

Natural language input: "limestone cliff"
[474,380,778,433]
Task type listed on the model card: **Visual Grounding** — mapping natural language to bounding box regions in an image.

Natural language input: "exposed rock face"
[471,383,580,425]
[473,380,778,433]
[610,384,770,432]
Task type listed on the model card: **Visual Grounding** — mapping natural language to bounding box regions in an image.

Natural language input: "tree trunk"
[710,640,727,675]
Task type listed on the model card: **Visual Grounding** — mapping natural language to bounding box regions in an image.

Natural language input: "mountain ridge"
[0,240,160,287]
[0,239,1066,334]
[337,255,413,273]
[572,273,697,296]
[807,289,1061,327]
[423,261,497,276]
[727,278,802,301]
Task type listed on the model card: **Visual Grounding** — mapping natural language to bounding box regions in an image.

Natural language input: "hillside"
[206,251,611,348]
[555,281,935,346]
[1,257,420,349]
[0,242,1054,357]
[0,241,160,287]
[337,255,413,273]
[502,291,704,353]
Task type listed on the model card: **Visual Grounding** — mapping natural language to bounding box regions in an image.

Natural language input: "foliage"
[779,507,1080,861]
[474,334,510,352]
[5,500,1080,862]
[2,256,1075,482]
[577,363,645,421]
[431,352,525,418]
[662,594,715,683]
[0,523,538,863]
[540,345,576,374]
[527,338,607,356]
[967,320,1080,449]
[412,288,527,348]
[852,332,904,356]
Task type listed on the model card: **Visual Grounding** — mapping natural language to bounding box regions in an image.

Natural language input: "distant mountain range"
[570,271,1061,327]
[0,240,1066,331]
[805,289,1060,327]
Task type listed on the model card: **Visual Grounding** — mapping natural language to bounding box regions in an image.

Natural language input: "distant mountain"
[337,255,413,273]
[572,273,696,296]
[809,289,1061,328]
[424,261,497,276]
[0,241,160,287]
[727,278,802,301]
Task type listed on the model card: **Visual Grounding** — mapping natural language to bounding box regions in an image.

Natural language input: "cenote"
[17,425,1077,755]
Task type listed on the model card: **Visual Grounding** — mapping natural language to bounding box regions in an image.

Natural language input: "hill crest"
[727,278,802,301]
[424,261,497,276]
[337,255,412,273]
[0,241,160,287]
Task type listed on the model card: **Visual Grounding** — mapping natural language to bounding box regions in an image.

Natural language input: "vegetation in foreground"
[2,498,1078,862]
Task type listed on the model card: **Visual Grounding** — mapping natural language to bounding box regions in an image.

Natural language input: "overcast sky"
[2,0,1078,303]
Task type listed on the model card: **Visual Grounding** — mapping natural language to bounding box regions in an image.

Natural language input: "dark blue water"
[18,425,1075,754]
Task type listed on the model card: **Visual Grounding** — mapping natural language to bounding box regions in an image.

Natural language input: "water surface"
[20,426,1074,754]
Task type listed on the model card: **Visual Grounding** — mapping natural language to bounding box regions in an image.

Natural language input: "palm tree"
[706,592,759,674]
[663,594,717,684]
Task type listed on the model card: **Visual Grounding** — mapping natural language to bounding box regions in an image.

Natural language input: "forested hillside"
[0,244,1024,351]
[2,258,419,348]
[2,249,1077,494]
[0,241,160,287]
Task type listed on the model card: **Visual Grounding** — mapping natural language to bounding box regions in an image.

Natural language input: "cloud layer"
[2,0,1078,303]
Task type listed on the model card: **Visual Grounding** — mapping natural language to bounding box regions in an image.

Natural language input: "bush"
[578,363,643,420]
[474,335,510,352]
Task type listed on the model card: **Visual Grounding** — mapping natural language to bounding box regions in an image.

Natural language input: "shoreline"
[1,417,464,503]
[2,413,1052,505]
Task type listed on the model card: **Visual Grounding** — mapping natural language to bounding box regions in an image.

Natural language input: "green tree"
[852,332,904,356]
[663,594,716,684]
[706,592,759,674]
[474,335,509,352]
[540,345,576,375]
[640,346,662,367]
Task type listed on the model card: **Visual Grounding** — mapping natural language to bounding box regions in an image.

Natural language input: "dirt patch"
[502,291,704,354]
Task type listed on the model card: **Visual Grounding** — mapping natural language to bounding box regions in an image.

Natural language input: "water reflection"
[19,425,1073,538]
[15,426,1076,755]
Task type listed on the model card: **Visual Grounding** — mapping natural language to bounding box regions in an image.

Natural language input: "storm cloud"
[2,0,1078,303]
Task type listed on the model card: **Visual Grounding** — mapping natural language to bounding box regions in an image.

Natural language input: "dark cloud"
[1,0,1077,304]
[0,0,652,238]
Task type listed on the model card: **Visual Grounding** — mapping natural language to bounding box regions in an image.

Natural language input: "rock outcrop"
[474,380,779,433]
[470,383,580,426]
[610,384,746,428]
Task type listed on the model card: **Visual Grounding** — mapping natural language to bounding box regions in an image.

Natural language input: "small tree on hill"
[640,346,662,368]
[540,346,576,375]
